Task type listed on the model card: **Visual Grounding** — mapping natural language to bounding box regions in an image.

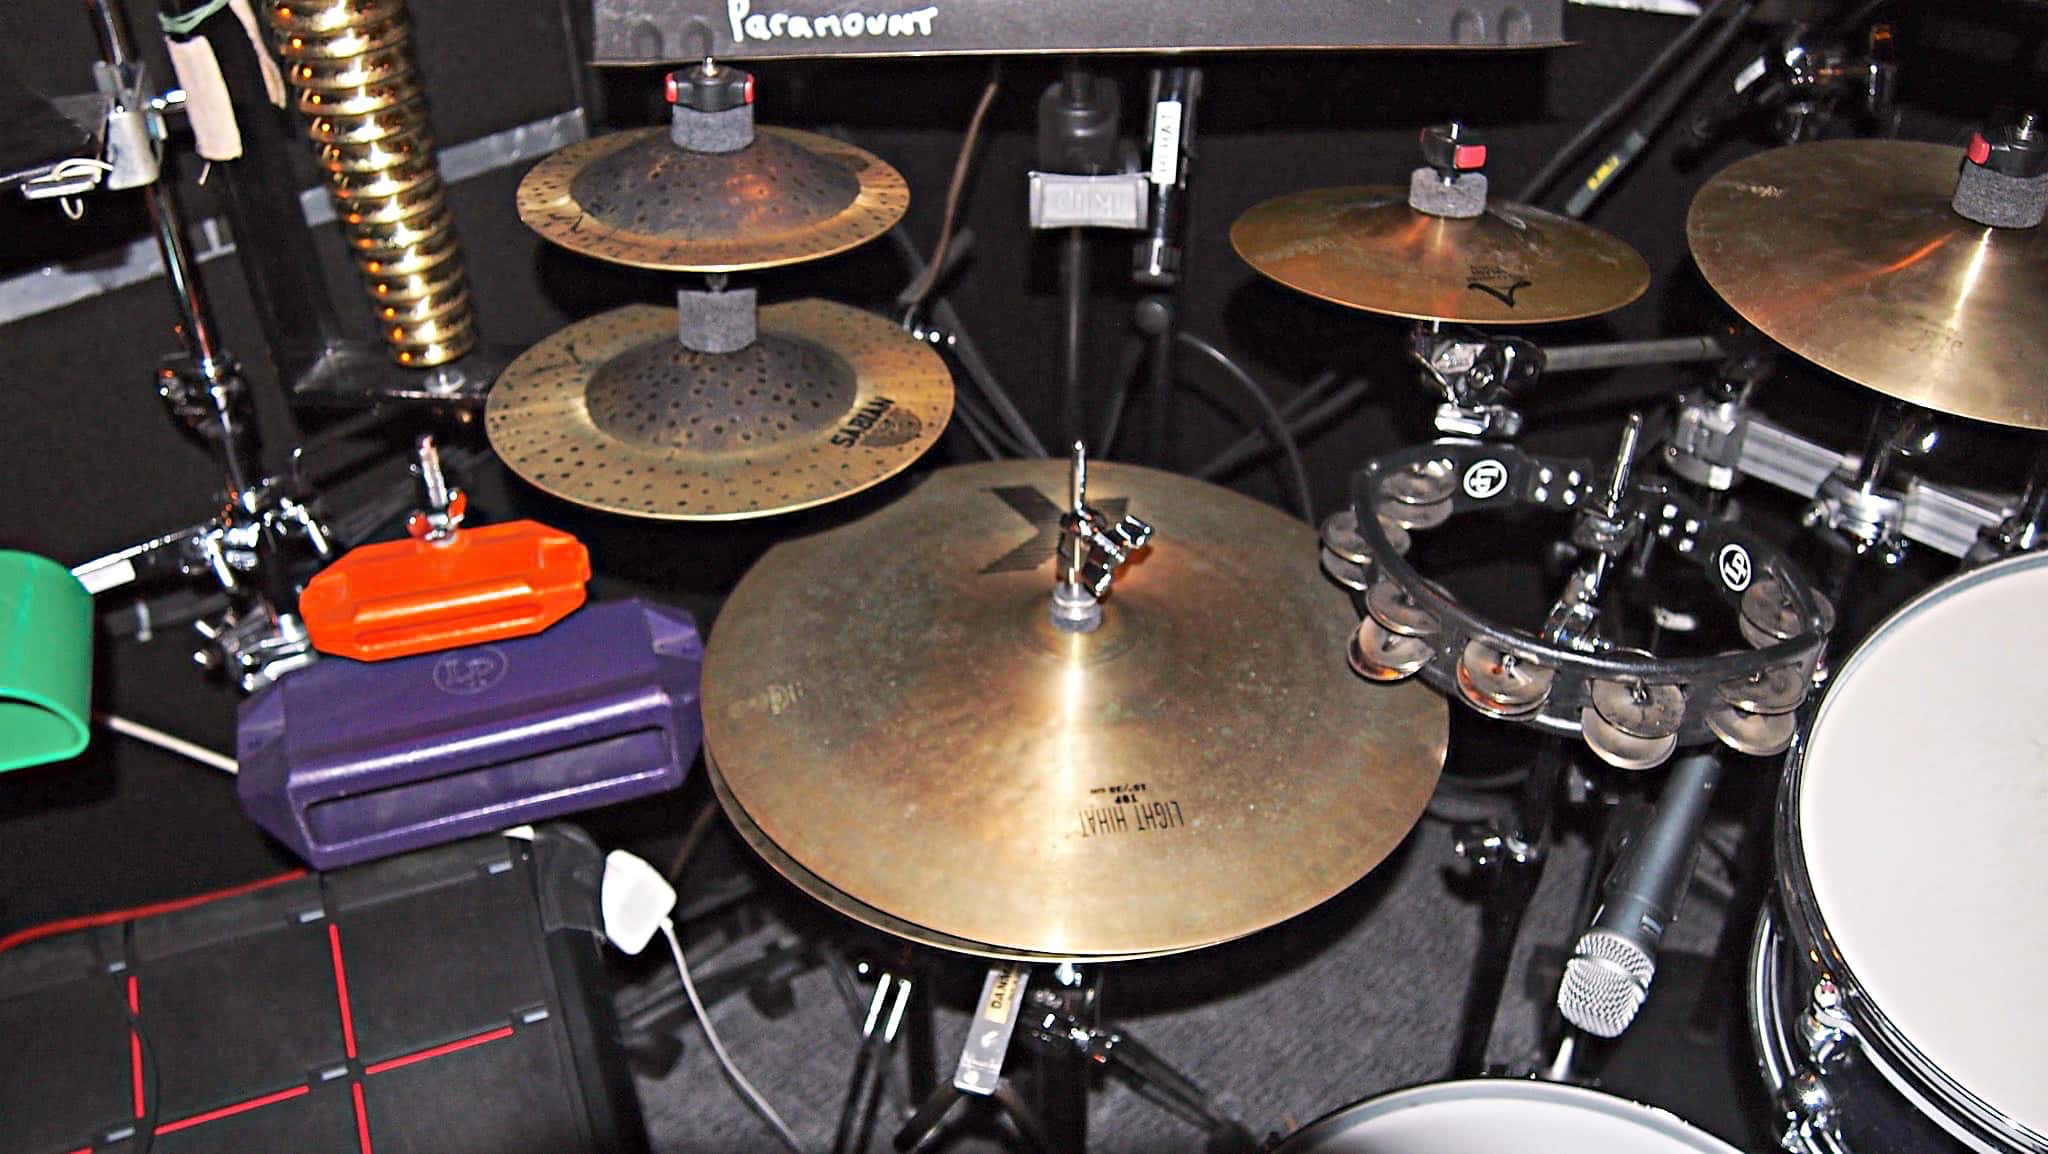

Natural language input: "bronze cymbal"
[1688,140,2048,431]
[484,299,951,521]
[702,460,1448,960]
[705,751,1191,963]
[516,126,909,273]
[1230,186,1650,324]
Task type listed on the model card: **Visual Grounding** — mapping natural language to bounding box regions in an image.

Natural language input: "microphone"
[1134,66,1199,288]
[1557,750,1723,1037]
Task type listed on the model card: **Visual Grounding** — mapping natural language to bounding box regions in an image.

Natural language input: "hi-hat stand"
[885,962,1256,1154]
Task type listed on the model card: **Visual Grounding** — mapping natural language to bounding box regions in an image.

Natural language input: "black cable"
[1564,0,1758,218]
[951,398,1008,460]
[899,64,1002,320]
[1196,372,1369,482]
[1174,332,1315,522]
[1192,370,1340,478]
[885,226,1048,457]
[1515,0,1744,205]
[1096,333,1149,454]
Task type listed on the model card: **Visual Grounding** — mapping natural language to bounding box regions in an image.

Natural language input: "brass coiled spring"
[267,0,474,367]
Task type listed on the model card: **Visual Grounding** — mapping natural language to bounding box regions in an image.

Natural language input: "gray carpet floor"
[628,802,1745,1153]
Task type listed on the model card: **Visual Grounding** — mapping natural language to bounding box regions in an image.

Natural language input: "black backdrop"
[1,0,2045,932]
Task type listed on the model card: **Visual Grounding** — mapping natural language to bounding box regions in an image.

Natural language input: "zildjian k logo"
[980,486,1129,574]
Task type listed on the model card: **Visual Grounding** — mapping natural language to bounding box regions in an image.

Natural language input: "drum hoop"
[1276,1079,1740,1153]
[1774,551,2048,1154]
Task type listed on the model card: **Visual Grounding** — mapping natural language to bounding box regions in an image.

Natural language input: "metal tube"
[144,177,232,385]
[1061,228,1089,448]
[1540,335,1725,373]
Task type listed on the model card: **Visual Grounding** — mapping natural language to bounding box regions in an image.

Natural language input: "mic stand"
[1447,417,1646,1076]
[1450,733,1573,1077]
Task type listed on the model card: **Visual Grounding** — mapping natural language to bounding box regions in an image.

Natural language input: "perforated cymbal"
[1689,140,2048,431]
[702,460,1448,959]
[1231,186,1650,324]
[516,126,909,273]
[485,300,951,521]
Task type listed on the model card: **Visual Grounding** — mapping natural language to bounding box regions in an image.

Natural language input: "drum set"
[341,42,2048,1154]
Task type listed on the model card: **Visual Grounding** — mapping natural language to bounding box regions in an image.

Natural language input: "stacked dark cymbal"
[488,65,951,520]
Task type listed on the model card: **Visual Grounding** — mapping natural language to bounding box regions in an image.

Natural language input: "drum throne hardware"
[1749,552,2048,1154]
[1677,123,2048,568]
[265,0,476,368]
[489,63,951,520]
[701,452,1448,1150]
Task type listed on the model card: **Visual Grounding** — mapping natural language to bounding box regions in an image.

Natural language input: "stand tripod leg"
[1689,769,1776,1035]
[1089,1030,1256,1153]
[894,1084,970,1154]
[835,975,910,1154]
[1452,735,1571,1077]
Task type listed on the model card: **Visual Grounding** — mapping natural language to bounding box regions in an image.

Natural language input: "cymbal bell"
[516,126,909,273]
[701,460,1448,960]
[1231,186,1650,324]
[1688,140,2048,431]
[484,300,951,521]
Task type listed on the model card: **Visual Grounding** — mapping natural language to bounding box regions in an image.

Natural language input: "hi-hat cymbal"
[1688,140,2048,431]
[1230,186,1650,324]
[702,460,1449,960]
[516,126,909,273]
[484,299,951,521]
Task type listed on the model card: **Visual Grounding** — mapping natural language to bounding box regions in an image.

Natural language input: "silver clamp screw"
[1051,442,1152,633]
[405,435,466,543]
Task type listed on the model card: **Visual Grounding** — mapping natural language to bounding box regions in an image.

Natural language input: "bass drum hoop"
[1773,552,2048,1154]
[1274,1079,1740,1153]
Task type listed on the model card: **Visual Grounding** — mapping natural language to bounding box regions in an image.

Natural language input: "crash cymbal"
[1230,186,1650,324]
[516,126,909,273]
[1688,140,2048,431]
[485,299,951,521]
[702,460,1448,959]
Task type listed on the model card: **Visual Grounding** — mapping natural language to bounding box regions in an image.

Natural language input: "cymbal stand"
[1448,419,1646,1076]
[1410,326,1726,442]
[1410,324,1543,440]
[1968,444,2048,564]
[67,0,335,692]
[891,963,1255,1154]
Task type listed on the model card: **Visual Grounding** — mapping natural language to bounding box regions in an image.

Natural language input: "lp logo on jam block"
[434,647,509,696]
[1717,543,1753,592]
[1462,458,1509,501]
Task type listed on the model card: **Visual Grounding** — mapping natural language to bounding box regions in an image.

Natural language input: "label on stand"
[953,963,1029,1095]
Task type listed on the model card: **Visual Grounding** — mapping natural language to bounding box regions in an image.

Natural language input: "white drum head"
[1799,552,2048,1142]
[1278,1080,1739,1153]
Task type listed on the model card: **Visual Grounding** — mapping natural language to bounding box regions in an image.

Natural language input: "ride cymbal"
[1688,140,2048,431]
[516,126,909,273]
[702,460,1448,960]
[1231,186,1650,324]
[485,300,951,521]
